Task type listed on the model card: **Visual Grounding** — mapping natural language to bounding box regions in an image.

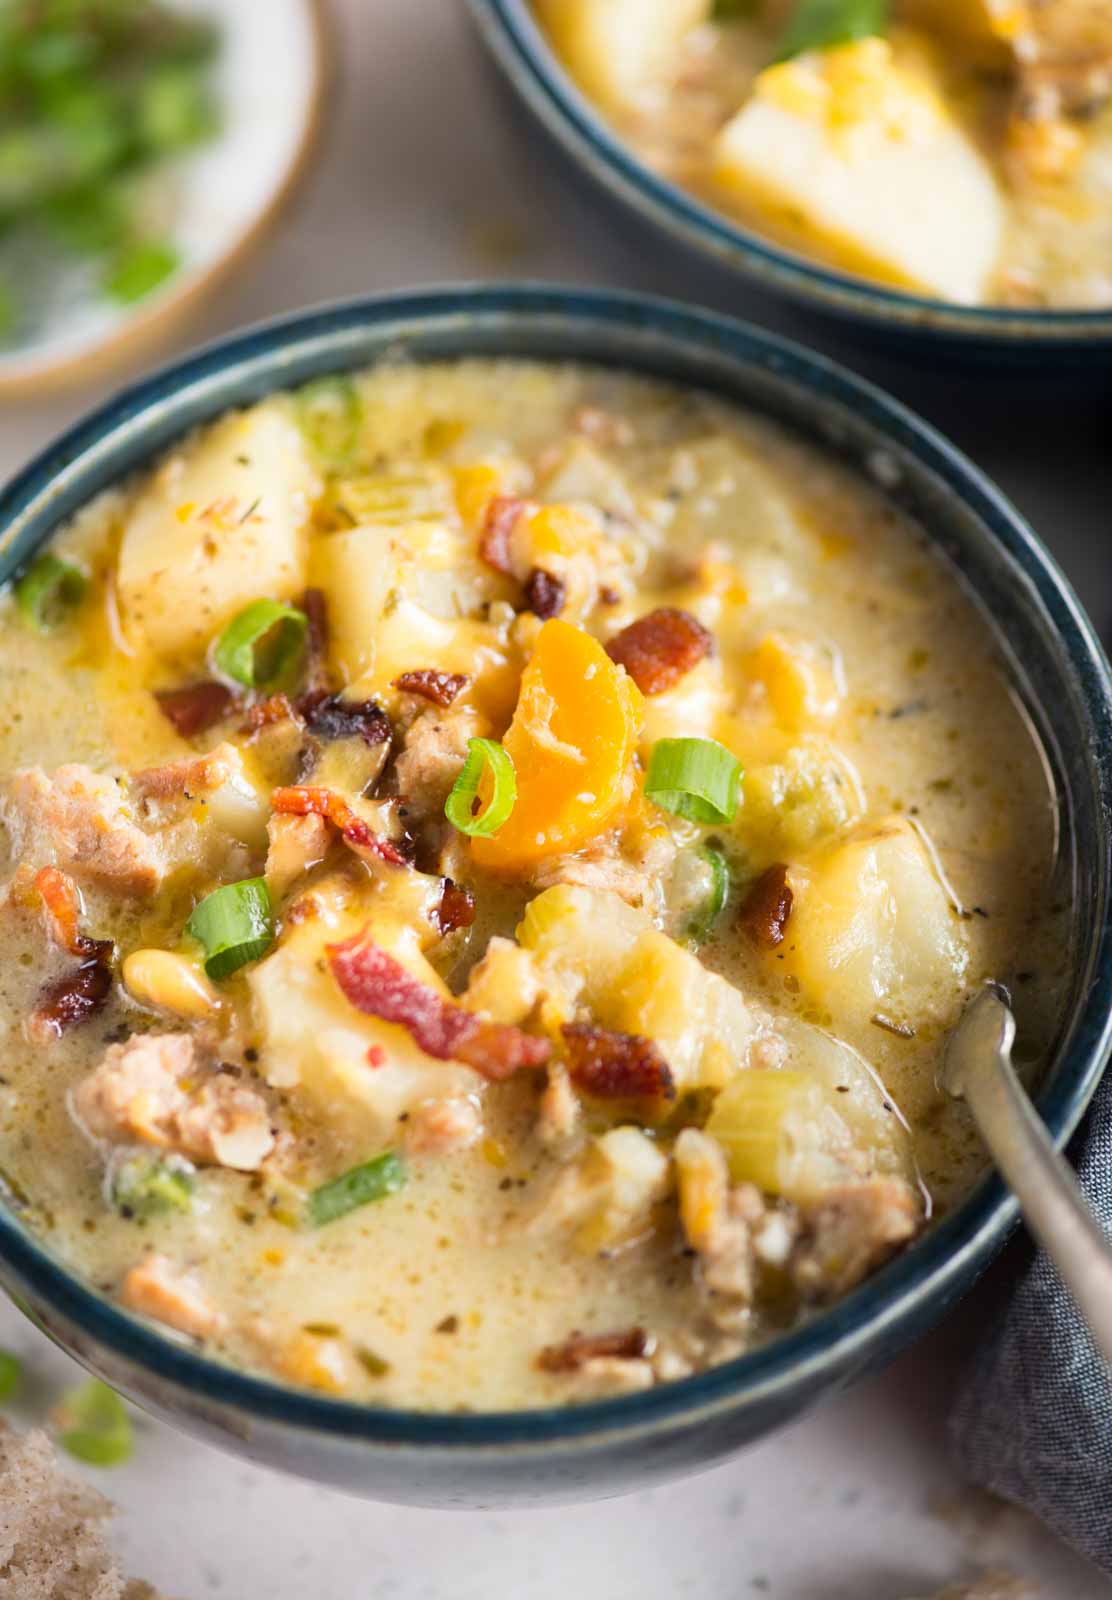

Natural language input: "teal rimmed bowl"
[0,285,1110,1505]
[470,0,1112,361]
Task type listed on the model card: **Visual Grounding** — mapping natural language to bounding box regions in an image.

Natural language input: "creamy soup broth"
[0,360,1066,1410]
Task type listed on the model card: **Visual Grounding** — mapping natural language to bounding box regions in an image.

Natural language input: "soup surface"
[533,0,1112,309]
[0,359,1066,1410]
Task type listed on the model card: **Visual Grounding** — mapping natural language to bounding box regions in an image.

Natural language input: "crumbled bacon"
[433,878,476,936]
[271,786,411,866]
[30,950,113,1042]
[29,864,115,1040]
[739,864,793,949]
[479,495,529,574]
[523,568,565,621]
[391,670,469,709]
[241,693,301,735]
[327,928,551,1080]
[561,1022,676,1101]
[154,681,237,738]
[605,607,714,695]
[537,1328,650,1372]
[34,865,86,957]
[297,691,391,747]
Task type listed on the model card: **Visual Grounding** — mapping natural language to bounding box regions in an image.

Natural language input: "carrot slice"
[471,618,642,873]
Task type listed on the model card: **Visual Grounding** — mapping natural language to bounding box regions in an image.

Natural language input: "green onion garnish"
[14,552,87,632]
[773,0,888,62]
[186,878,274,980]
[104,238,180,304]
[645,738,742,825]
[211,599,308,690]
[0,1349,22,1404]
[687,844,731,943]
[307,1151,406,1228]
[444,737,517,837]
[109,1151,195,1220]
[54,1379,133,1468]
[296,374,363,466]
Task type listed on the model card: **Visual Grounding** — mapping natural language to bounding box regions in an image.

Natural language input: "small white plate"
[0,0,329,397]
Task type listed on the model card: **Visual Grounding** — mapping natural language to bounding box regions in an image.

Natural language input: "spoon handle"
[961,1042,1112,1368]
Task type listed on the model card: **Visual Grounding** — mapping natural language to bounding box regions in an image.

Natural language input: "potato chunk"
[535,0,711,115]
[783,816,969,1027]
[118,401,319,662]
[517,884,757,1090]
[713,37,1004,303]
[248,886,481,1148]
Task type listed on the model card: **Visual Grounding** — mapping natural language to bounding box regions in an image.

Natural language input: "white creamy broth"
[534,1,1112,309]
[0,359,1067,1411]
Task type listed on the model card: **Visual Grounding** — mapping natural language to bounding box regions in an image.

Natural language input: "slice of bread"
[0,1420,163,1600]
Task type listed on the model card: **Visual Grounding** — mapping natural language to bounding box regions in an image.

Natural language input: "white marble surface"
[2,2,1111,1595]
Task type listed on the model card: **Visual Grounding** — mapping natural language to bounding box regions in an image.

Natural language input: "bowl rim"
[1,281,1111,1450]
[470,0,1112,347]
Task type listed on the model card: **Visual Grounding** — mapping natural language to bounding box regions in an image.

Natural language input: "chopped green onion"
[211,599,308,690]
[137,64,219,153]
[0,1349,22,1404]
[307,1151,406,1228]
[773,0,889,62]
[54,1379,132,1468]
[186,878,274,980]
[645,738,742,825]
[444,737,517,838]
[109,1151,194,1220]
[104,238,180,304]
[687,844,731,943]
[296,375,363,466]
[356,1345,392,1378]
[14,552,87,632]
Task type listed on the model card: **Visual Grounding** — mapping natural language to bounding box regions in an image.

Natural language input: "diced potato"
[248,885,480,1149]
[535,0,712,115]
[536,440,634,521]
[533,1126,671,1253]
[518,884,758,1089]
[310,520,517,719]
[713,38,1005,304]
[782,816,969,1026]
[747,632,843,731]
[641,657,728,751]
[118,402,319,663]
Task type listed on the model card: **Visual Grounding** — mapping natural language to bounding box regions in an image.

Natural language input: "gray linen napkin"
[950,1071,1112,1572]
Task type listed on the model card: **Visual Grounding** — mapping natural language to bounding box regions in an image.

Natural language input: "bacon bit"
[523,568,565,621]
[270,786,411,866]
[327,928,551,1081]
[34,866,86,956]
[739,864,794,949]
[391,670,469,709]
[479,495,529,575]
[298,587,330,690]
[297,691,391,747]
[605,607,714,696]
[433,878,476,936]
[30,948,114,1042]
[537,1328,650,1372]
[366,1044,386,1068]
[154,681,237,738]
[241,692,301,735]
[598,585,621,607]
[561,1022,676,1101]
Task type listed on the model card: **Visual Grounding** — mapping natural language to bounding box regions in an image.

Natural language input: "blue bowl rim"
[470,0,1112,347]
[1,281,1110,1451]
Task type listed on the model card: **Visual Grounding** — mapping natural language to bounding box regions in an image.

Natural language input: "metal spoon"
[943,981,1112,1367]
